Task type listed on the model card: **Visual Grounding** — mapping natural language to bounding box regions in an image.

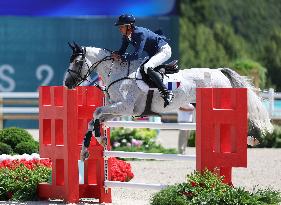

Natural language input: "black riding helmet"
[115,14,135,26]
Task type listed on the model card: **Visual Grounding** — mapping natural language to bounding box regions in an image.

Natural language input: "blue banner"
[0,0,178,16]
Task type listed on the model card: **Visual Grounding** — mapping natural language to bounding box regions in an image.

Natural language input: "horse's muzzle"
[64,78,76,89]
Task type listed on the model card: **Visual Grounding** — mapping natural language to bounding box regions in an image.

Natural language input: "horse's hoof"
[247,136,260,146]
[80,147,90,161]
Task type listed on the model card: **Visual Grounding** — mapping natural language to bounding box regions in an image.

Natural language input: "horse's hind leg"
[80,108,127,160]
[90,114,121,147]
[80,118,106,160]
[80,100,136,160]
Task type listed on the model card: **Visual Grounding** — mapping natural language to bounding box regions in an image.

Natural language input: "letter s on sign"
[0,64,16,91]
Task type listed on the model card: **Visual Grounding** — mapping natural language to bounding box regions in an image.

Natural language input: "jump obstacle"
[37,86,247,203]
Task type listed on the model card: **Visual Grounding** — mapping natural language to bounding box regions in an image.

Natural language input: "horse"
[64,42,273,161]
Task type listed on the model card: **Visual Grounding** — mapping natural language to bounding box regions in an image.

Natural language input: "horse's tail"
[220,68,273,139]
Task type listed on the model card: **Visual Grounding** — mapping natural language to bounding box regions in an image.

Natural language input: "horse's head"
[64,42,91,89]
[64,42,113,89]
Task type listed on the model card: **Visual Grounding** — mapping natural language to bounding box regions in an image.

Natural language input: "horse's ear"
[68,42,75,51]
[73,41,82,52]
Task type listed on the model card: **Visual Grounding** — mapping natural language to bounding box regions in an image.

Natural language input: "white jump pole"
[104,181,167,190]
[104,150,196,161]
[105,121,196,130]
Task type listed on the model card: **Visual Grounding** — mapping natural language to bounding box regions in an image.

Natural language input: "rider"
[111,14,174,107]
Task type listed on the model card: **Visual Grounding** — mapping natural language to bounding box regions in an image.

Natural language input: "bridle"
[67,49,112,89]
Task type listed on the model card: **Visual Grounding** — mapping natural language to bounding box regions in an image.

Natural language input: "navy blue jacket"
[117,26,168,61]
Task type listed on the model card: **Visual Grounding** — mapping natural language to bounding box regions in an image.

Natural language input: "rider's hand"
[111,52,121,61]
[80,145,90,161]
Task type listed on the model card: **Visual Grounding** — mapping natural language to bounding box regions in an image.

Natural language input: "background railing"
[259,88,281,120]
[0,92,38,129]
[1,88,281,129]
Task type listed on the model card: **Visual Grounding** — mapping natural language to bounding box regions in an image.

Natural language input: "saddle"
[140,60,179,88]
[155,60,179,74]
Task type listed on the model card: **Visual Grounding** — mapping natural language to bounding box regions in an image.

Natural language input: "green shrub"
[257,125,281,148]
[0,127,34,149]
[188,131,195,147]
[0,164,51,201]
[14,141,39,155]
[111,128,157,145]
[111,128,177,154]
[0,127,39,154]
[150,170,281,205]
[0,142,13,155]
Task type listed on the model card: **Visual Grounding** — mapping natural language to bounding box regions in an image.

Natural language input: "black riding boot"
[146,67,174,107]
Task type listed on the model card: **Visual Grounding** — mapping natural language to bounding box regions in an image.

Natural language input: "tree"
[261,29,281,90]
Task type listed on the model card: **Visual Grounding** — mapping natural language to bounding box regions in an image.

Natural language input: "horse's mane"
[85,46,143,75]
[85,47,110,60]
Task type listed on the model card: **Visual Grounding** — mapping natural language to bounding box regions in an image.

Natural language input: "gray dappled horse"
[64,42,273,161]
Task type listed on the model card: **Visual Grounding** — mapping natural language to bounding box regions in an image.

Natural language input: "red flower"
[109,158,134,182]
[0,158,52,170]
[191,181,197,187]
[6,192,13,199]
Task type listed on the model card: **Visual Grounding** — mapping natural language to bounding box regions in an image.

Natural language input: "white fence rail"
[104,181,167,190]
[105,121,196,130]
[104,150,196,161]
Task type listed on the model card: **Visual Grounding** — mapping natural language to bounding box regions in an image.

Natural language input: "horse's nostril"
[64,79,73,89]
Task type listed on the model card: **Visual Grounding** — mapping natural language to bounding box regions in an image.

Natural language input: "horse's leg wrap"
[82,119,95,148]
[94,119,101,138]
[83,131,92,148]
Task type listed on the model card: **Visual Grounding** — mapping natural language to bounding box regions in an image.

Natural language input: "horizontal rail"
[104,181,167,190]
[260,92,281,99]
[105,121,196,130]
[0,92,38,98]
[1,107,39,114]
[0,114,38,120]
[104,150,196,161]
[0,99,38,105]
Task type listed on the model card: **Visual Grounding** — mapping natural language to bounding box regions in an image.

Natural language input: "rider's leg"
[144,44,174,107]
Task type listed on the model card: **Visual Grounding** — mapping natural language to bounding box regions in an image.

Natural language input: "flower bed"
[0,154,51,201]
[0,154,134,201]
[151,170,281,205]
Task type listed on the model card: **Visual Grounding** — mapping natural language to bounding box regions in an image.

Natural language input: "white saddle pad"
[135,67,182,93]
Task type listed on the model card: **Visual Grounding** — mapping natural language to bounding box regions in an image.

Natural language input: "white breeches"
[143,44,172,73]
